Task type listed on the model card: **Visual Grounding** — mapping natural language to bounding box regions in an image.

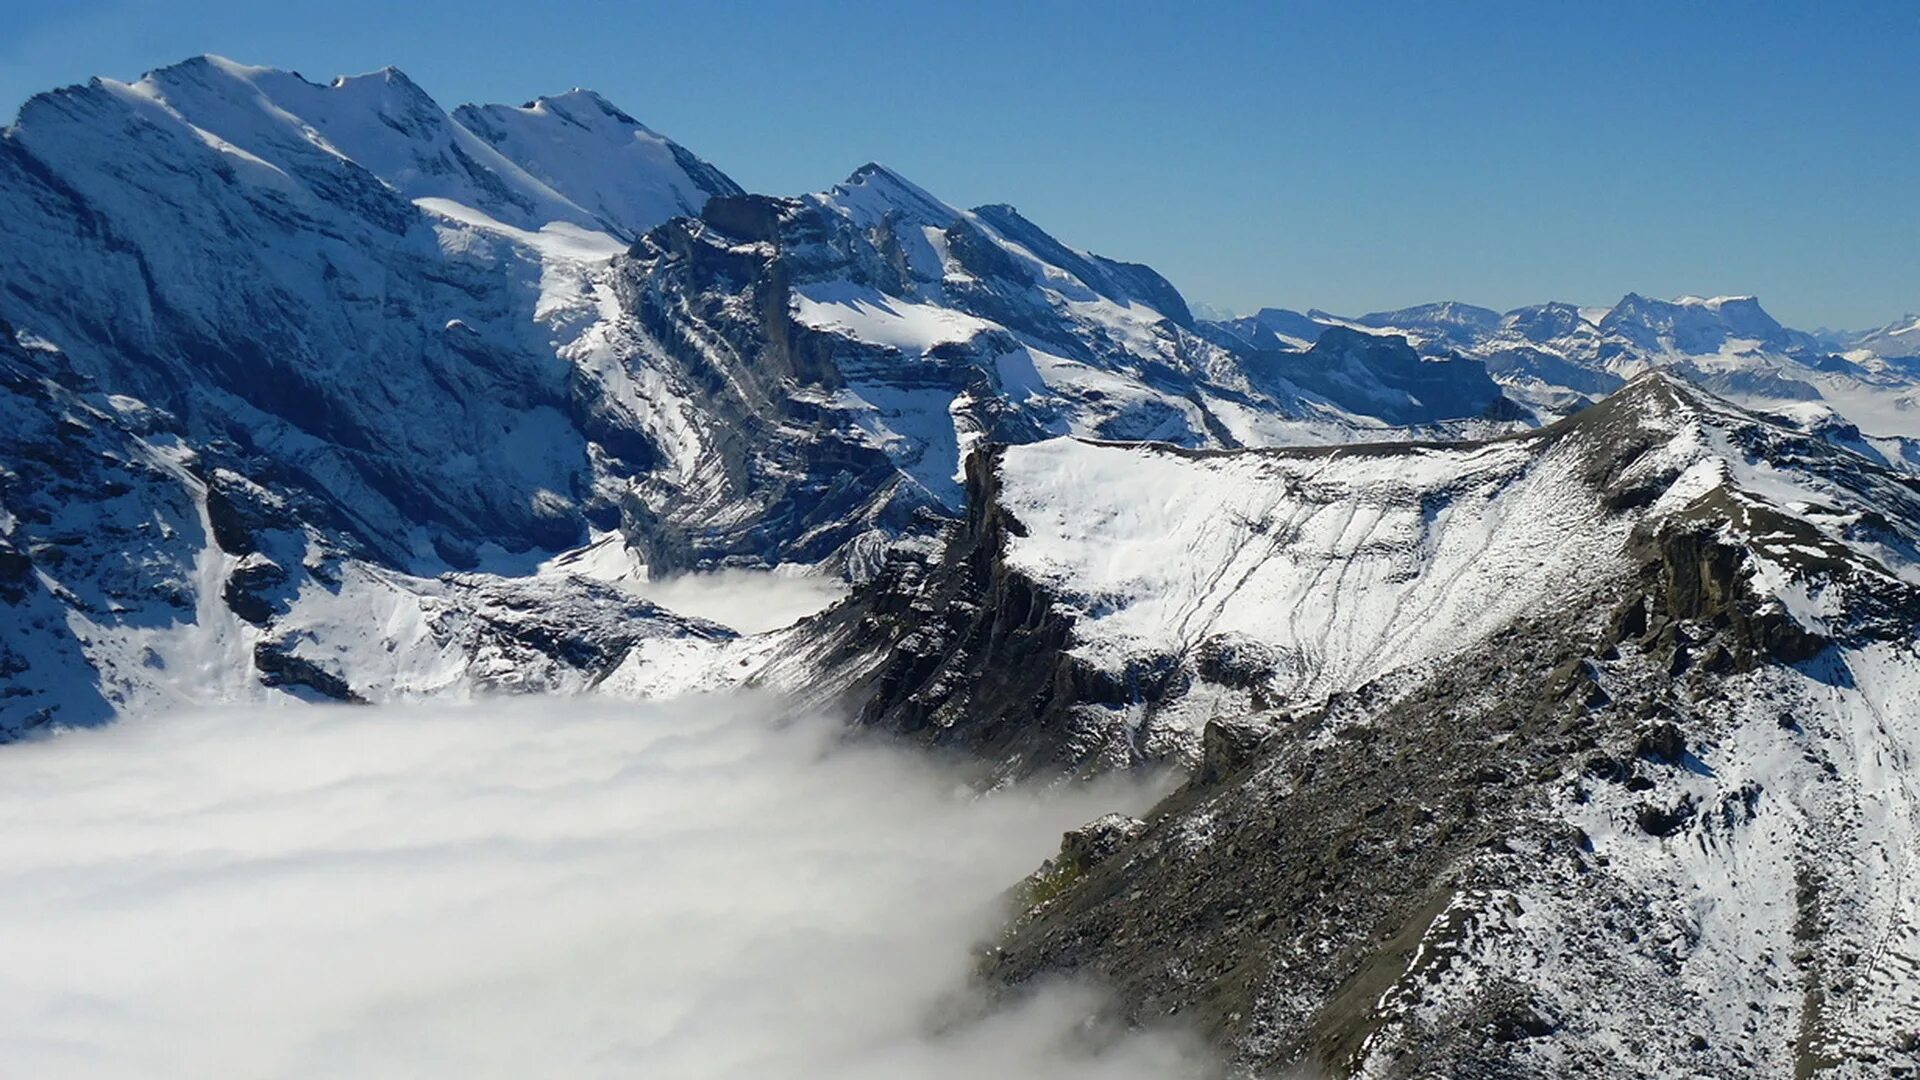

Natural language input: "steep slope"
[0,56,652,566]
[452,89,744,240]
[824,374,1920,1075]
[0,321,729,737]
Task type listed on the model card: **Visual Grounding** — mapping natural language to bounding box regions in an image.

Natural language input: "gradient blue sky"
[4,1,1915,328]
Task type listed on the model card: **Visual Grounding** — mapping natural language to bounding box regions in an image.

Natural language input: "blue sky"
[4,1,1915,328]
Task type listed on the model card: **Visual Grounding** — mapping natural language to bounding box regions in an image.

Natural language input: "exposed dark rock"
[835,447,1140,775]
[1635,796,1697,838]
[1633,521,1829,670]
[202,473,285,556]
[0,540,32,603]
[222,553,289,626]
[1635,721,1686,765]
[1193,633,1282,694]
[252,640,364,704]
[1196,715,1276,786]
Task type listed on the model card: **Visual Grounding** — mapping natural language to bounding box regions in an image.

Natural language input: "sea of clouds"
[0,695,1215,1078]
[632,568,847,634]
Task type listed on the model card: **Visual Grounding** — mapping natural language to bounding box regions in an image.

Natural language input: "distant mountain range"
[1205,294,1920,468]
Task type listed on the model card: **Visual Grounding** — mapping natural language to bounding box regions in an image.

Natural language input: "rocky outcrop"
[831,448,1141,775]
[1618,522,1829,676]
[253,639,364,704]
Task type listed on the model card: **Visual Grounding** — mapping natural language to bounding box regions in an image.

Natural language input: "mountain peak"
[823,161,957,228]
[967,202,1195,326]
[451,87,741,238]
[187,53,276,79]
[316,62,444,113]
[1597,291,1790,353]
[1356,300,1502,337]
[123,55,442,112]
[839,161,939,200]
[510,88,649,130]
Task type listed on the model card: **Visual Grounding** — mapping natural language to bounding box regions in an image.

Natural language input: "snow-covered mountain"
[0,57,1523,732]
[0,321,736,727]
[452,89,745,242]
[1215,294,1920,471]
[1834,313,1920,361]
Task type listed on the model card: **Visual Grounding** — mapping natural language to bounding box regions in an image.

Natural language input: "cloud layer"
[0,697,1211,1078]
[634,569,846,633]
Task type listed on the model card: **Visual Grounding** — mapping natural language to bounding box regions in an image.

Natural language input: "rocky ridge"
[819,374,1920,1076]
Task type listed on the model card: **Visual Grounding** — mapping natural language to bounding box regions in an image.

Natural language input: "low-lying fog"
[631,568,847,634]
[0,696,1214,1078]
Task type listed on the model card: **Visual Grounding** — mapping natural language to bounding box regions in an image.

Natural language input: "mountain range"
[3,57,1918,1078]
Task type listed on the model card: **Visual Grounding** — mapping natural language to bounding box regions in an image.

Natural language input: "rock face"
[819,445,1125,774]
[838,375,1920,1076]
[1238,326,1517,427]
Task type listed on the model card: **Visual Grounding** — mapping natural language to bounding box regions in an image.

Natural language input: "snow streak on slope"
[0,698,1208,1080]
[997,435,1620,702]
[982,423,1638,758]
[995,375,1920,744]
[853,373,1920,778]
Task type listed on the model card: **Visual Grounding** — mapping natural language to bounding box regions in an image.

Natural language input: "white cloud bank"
[632,568,847,634]
[0,697,1214,1079]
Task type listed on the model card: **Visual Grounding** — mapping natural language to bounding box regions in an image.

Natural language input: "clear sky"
[4,1,1915,329]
